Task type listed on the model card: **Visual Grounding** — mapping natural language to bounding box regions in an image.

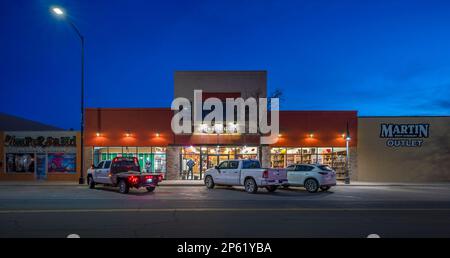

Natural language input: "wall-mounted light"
[96,132,101,137]
[125,131,131,137]
[341,133,346,139]
[309,133,314,138]
[214,124,223,133]
[155,132,160,137]
[278,133,282,137]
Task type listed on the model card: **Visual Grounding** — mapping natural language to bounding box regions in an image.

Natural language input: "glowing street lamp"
[51,6,86,185]
[52,7,64,16]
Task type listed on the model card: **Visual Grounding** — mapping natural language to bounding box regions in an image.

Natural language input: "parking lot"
[1,184,450,237]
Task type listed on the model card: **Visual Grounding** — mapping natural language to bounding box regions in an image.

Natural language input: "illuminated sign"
[4,135,76,148]
[380,123,430,147]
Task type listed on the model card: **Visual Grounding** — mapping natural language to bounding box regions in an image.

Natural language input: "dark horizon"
[1,0,450,130]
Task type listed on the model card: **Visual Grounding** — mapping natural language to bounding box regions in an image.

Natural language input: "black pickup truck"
[87,157,162,194]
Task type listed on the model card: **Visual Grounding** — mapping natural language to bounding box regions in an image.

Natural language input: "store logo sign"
[379,123,430,147]
[4,135,77,148]
[171,90,279,144]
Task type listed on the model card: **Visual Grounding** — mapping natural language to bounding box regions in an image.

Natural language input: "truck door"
[214,161,229,184]
[101,160,112,184]
[93,161,104,183]
[224,160,240,185]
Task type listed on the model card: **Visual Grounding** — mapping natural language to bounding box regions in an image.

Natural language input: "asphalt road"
[1,184,450,238]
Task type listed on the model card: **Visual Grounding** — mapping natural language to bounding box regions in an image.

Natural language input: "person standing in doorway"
[186,159,195,180]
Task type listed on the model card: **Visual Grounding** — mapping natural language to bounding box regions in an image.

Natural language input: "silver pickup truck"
[204,159,288,193]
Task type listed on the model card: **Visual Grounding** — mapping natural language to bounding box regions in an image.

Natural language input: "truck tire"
[244,178,258,194]
[266,185,278,192]
[304,178,319,193]
[88,176,95,189]
[205,176,215,189]
[118,180,129,194]
[146,186,156,192]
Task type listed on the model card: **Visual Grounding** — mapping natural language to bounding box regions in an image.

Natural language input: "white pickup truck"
[87,157,162,194]
[204,159,288,193]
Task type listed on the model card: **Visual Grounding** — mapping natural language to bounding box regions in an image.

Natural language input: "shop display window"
[269,147,346,173]
[5,153,35,173]
[47,153,76,173]
[93,146,166,174]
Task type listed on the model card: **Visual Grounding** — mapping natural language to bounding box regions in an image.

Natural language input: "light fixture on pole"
[51,6,86,184]
[345,122,351,184]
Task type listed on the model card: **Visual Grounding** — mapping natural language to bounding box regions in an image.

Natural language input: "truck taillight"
[262,170,269,178]
[128,176,139,184]
[158,175,163,181]
[145,175,153,180]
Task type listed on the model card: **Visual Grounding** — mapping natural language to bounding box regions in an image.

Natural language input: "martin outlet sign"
[380,123,430,147]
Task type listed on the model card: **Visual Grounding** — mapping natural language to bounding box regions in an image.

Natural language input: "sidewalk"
[0,180,449,187]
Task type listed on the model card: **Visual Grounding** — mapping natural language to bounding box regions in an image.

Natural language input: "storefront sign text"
[380,123,429,147]
[4,135,77,148]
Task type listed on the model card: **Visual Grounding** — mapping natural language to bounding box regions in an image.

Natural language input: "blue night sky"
[1,0,450,129]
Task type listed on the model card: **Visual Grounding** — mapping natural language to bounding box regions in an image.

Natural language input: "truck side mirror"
[214,165,219,169]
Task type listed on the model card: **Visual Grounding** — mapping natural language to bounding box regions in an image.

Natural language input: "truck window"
[218,161,229,169]
[228,161,239,169]
[96,161,104,169]
[242,160,261,169]
[111,158,140,173]
[104,161,111,169]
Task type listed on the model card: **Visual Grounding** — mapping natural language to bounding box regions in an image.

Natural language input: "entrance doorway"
[207,154,229,168]
[180,146,258,180]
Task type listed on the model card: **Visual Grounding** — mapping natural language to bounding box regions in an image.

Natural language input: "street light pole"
[345,122,351,184]
[52,7,85,184]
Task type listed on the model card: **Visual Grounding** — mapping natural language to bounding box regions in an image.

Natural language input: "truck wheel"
[244,178,258,194]
[320,186,331,191]
[146,187,156,192]
[118,180,129,194]
[88,176,95,189]
[304,179,319,193]
[205,176,215,189]
[266,186,278,192]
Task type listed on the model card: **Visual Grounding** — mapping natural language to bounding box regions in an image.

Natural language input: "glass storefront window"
[317,148,333,166]
[5,153,35,173]
[93,146,167,174]
[301,148,315,164]
[180,145,259,180]
[332,147,347,178]
[269,147,347,179]
[286,148,302,166]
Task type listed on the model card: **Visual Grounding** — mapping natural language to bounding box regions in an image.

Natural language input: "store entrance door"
[207,155,229,169]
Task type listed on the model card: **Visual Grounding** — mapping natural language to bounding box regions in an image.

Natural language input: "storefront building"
[84,71,358,180]
[355,116,450,182]
[0,131,81,181]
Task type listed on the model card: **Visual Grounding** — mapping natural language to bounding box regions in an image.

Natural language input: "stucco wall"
[356,117,450,182]
[174,71,267,100]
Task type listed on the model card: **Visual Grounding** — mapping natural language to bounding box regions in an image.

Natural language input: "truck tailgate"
[268,168,287,181]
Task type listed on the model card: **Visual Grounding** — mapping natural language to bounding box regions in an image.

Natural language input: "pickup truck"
[87,157,162,194]
[204,159,287,193]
